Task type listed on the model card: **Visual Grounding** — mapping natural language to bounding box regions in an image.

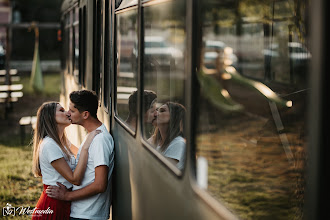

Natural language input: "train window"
[60,21,65,71]
[93,0,103,98]
[68,11,73,75]
[64,11,71,75]
[73,7,79,83]
[80,6,87,86]
[62,15,68,72]
[142,0,186,171]
[115,8,138,132]
[195,0,309,219]
[103,0,111,111]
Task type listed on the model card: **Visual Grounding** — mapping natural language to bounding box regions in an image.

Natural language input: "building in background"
[0,0,61,72]
[0,0,10,69]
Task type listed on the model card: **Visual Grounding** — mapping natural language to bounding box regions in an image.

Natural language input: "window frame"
[139,0,188,177]
[103,0,111,113]
[114,4,139,137]
[92,0,104,101]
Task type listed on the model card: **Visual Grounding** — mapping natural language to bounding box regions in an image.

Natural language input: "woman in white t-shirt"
[31,102,100,220]
[149,102,186,169]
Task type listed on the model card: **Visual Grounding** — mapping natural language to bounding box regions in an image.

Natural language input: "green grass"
[20,72,61,97]
[0,144,43,219]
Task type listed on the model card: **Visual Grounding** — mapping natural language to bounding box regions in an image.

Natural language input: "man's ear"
[82,111,90,119]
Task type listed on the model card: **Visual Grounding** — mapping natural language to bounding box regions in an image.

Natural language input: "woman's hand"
[82,130,102,150]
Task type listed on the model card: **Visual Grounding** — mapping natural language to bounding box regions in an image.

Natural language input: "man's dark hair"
[70,90,98,119]
[128,90,157,118]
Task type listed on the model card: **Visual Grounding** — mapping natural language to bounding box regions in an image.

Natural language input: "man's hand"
[46,182,70,201]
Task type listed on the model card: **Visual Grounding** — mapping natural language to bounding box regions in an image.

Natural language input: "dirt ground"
[0,93,59,144]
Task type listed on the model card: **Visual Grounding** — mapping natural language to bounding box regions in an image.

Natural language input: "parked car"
[263,42,311,82]
[143,36,183,69]
[263,42,311,63]
[0,43,6,70]
[203,40,238,70]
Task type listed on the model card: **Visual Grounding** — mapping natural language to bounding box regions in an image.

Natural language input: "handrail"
[225,66,292,108]
[196,69,243,112]
[197,64,292,112]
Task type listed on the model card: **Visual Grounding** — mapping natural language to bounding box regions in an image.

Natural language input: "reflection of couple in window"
[126,90,186,169]
[148,102,186,170]
[126,90,157,131]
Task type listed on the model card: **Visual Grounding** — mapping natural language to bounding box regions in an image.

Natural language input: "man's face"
[144,103,157,125]
[67,102,84,125]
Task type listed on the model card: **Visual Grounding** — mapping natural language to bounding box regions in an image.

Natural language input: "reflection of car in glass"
[263,42,311,80]
[143,36,183,69]
[0,43,6,69]
[263,42,311,63]
[203,40,238,70]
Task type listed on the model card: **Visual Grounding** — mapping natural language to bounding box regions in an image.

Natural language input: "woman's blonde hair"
[32,102,72,177]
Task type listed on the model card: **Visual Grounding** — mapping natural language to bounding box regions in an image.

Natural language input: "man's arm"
[46,165,108,201]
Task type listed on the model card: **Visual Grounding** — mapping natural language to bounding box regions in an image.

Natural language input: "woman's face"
[55,104,71,127]
[155,104,170,125]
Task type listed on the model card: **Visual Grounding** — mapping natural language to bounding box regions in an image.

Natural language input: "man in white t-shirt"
[46,90,114,220]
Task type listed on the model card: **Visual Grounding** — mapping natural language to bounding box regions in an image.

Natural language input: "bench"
[0,91,23,99]
[19,116,37,144]
[0,76,20,83]
[0,69,18,76]
[0,84,23,92]
[0,69,20,84]
[0,89,23,118]
[117,86,137,104]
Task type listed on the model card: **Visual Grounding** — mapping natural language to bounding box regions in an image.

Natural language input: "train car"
[60,0,329,219]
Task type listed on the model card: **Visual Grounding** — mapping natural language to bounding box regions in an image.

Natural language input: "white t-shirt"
[70,124,114,220]
[157,136,186,169]
[39,136,76,189]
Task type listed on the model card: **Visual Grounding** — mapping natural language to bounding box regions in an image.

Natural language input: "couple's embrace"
[31,90,114,220]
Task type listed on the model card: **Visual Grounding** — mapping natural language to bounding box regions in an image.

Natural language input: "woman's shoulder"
[172,136,185,144]
[168,136,186,148]
[40,136,60,151]
[41,136,57,144]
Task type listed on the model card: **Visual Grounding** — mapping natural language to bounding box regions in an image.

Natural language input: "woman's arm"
[51,130,101,185]
[46,165,109,201]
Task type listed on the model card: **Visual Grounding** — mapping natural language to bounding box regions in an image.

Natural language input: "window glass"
[63,14,70,72]
[142,0,186,171]
[73,7,79,83]
[93,0,103,98]
[65,11,72,74]
[104,0,111,110]
[80,6,87,86]
[69,11,73,75]
[195,0,309,219]
[116,9,138,131]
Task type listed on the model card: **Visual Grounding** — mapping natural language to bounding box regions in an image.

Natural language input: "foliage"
[13,0,62,22]
[10,0,63,60]
[20,72,61,97]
